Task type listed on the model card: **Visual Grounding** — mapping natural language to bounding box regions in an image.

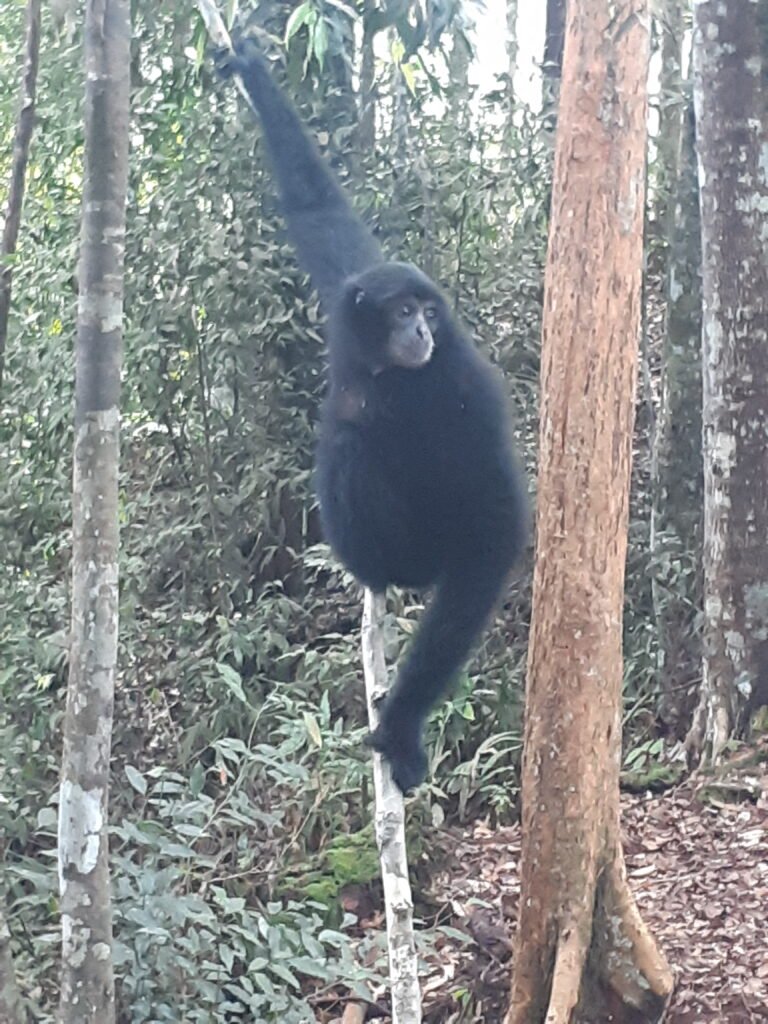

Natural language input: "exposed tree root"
[546,926,591,1024]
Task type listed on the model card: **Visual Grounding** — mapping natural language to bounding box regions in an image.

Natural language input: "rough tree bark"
[58,2,130,1022]
[0,0,41,394]
[686,0,768,765]
[506,1,674,1021]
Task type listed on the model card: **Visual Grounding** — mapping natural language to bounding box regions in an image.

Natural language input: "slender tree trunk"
[506,1,673,1021]
[0,0,41,394]
[686,0,768,765]
[358,2,376,153]
[653,0,685,248]
[448,33,470,135]
[58,2,130,1021]
[542,0,566,129]
[388,54,413,252]
[391,56,410,167]
[651,97,703,730]
[361,592,421,1024]
[506,0,518,115]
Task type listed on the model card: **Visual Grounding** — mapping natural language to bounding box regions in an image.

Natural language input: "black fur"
[223,38,527,793]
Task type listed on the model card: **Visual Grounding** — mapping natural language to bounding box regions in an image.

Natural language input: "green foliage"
[278,0,464,71]
[107,767,382,1023]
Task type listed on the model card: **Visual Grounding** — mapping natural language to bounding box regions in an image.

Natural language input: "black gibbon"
[219,38,527,792]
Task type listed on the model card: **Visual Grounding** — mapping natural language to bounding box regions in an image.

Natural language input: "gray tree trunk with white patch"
[58,1,130,1021]
[686,0,768,765]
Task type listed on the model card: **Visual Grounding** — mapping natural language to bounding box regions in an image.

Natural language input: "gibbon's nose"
[416,320,430,341]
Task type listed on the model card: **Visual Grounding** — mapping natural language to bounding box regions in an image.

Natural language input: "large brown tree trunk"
[58,2,130,1021]
[506,1,674,1021]
[686,0,768,764]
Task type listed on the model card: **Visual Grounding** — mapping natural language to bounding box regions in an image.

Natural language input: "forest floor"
[419,741,768,1023]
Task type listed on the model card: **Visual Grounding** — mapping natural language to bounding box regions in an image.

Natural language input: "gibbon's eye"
[400,304,414,318]
[425,305,438,321]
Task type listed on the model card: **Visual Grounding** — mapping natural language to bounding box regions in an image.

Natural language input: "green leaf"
[303,711,323,748]
[289,955,333,979]
[311,18,329,68]
[37,807,57,830]
[189,760,206,796]
[270,962,300,989]
[125,764,147,795]
[285,2,314,43]
[216,662,248,704]
[219,943,235,973]
[400,59,418,95]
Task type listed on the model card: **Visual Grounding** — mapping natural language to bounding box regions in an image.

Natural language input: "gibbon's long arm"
[225,38,383,307]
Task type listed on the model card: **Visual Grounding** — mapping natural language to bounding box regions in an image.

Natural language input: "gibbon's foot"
[366,719,428,794]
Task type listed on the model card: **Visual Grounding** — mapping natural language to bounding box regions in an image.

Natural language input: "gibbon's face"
[345,262,444,374]
[381,294,437,369]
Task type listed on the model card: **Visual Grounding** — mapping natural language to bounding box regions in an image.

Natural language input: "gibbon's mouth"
[391,335,435,369]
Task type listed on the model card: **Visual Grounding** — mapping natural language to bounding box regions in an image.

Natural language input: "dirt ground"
[420,751,768,1023]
